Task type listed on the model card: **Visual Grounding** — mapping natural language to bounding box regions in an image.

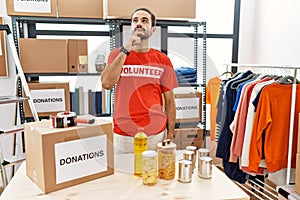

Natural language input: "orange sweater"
[248,83,300,173]
[206,77,222,140]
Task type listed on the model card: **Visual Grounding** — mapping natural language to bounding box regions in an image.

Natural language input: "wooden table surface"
[0,151,249,200]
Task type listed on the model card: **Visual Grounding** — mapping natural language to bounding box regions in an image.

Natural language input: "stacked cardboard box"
[0,17,8,77]
[19,38,88,74]
[6,0,195,20]
[24,82,70,118]
[173,91,203,150]
[173,127,203,150]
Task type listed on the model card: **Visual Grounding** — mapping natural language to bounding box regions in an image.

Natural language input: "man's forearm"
[101,53,127,90]
[165,96,176,140]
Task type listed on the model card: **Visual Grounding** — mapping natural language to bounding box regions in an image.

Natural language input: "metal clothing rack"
[226,63,299,186]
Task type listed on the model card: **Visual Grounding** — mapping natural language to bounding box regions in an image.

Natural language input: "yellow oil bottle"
[134,127,148,176]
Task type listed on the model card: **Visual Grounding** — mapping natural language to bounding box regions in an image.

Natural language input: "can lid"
[186,146,197,151]
[179,159,192,165]
[198,148,210,153]
[184,150,194,155]
[142,150,157,158]
[199,156,213,162]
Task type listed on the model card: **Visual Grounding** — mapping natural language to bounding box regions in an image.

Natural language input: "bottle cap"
[138,127,144,132]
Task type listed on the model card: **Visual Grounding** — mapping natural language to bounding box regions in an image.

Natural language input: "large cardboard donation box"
[174,92,202,124]
[24,119,114,194]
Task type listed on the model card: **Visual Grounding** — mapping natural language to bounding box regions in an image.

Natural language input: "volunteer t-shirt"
[108,48,178,136]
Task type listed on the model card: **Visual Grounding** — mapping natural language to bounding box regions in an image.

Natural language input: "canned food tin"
[183,150,195,172]
[186,146,197,169]
[198,148,210,157]
[198,156,213,179]
[178,159,192,183]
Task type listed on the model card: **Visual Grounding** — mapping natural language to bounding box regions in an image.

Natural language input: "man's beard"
[134,26,151,40]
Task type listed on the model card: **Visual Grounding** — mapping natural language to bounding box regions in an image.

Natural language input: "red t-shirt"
[107,48,178,136]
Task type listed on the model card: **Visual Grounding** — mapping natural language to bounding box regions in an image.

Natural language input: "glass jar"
[157,139,176,180]
[142,150,157,186]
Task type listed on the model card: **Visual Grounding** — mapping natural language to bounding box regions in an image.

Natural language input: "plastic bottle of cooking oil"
[134,127,148,176]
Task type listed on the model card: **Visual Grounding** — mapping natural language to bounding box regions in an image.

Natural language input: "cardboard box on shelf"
[0,17,8,77]
[296,153,300,194]
[24,119,114,194]
[57,0,103,18]
[106,0,196,20]
[24,82,70,118]
[68,39,88,73]
[180,127,203,142]
[173,129,181,149]
[6,0,57,17]
[175,127,204,150]
[19,38,68,74]
[174,92,202,124]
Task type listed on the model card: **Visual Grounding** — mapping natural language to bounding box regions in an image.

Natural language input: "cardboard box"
[106,0,196,20]
[0,17,8,77]
[68,39,88,73]
[296,153,300,194]
[174,128,204,150]
[173,129,181,149]
[57,0,103,18]
[19,38,68,74]
[174,92,202,124]
[180,127,203,142]
[24,82,70,118]
[24,119,114,194]
[6,0,57,17]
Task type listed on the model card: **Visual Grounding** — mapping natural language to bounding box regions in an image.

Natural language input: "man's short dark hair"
[131,8,156,27]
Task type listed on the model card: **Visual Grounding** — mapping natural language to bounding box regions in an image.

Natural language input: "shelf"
[0,96,28,105]
[25,72,102,77]
[0,125,24,134]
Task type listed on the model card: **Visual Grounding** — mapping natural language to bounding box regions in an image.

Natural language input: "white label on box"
[175,97,199,119]
[55,135,108,184]
[13,0,51,13]
[30,89,66,112]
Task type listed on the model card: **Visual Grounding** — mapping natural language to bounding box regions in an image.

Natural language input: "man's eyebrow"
[132,16,149,21]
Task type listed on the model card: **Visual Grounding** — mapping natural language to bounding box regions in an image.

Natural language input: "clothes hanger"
[219,71,234,80]
[278,75,299,84]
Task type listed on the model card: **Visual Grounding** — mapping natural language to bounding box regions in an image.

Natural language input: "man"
[101,8,178,153]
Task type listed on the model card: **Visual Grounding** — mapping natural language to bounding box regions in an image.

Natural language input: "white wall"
[239,0,300,65]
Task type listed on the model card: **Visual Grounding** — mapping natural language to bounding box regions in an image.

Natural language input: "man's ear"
[151,26,157,34]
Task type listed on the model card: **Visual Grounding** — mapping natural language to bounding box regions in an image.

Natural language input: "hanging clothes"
[216,70,253,183]
[206,76,222,141]
[248,83,300,173]
[240,79,275,173]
